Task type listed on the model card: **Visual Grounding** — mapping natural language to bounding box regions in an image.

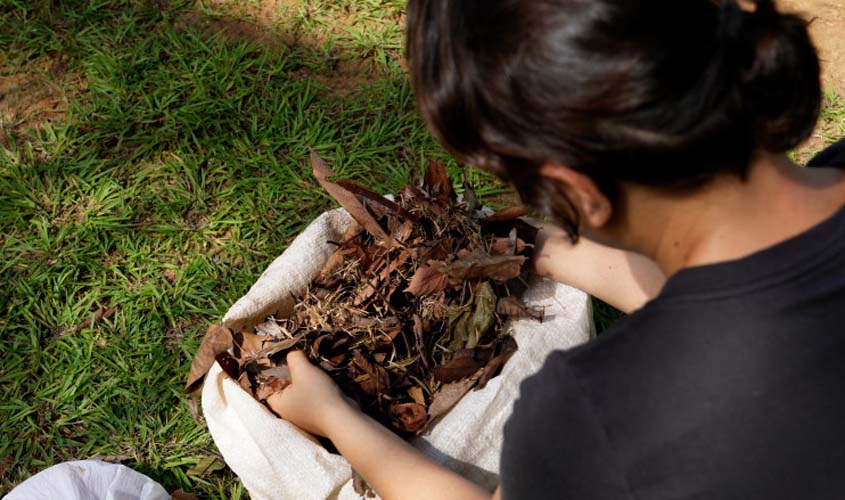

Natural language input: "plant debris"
[188,152,542,437]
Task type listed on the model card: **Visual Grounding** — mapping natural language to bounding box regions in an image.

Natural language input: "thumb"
[285,350,310,376]
[265,389,288,416]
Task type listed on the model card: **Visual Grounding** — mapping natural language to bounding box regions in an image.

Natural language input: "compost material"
[187,151,542,436]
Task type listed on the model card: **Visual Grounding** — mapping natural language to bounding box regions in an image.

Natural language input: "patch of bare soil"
[0,57,81,142]
[200,0,287,28]
[780,0,845,95]
[174,9,293,48]
[767,0,845,160]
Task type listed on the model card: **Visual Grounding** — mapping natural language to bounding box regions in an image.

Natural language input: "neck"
[619,155,845,276]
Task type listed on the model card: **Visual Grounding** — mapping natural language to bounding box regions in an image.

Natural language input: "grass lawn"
[1,1,844,497]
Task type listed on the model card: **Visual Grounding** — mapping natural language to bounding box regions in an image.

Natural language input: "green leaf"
[465,282,496,349]
[448,281,496,350]
[186,455,226,477]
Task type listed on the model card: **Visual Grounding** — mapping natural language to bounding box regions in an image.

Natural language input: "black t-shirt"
[500,150,845,499]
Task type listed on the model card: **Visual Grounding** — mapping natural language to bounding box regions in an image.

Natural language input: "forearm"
[324,402,490,500]
[532,223,666,313]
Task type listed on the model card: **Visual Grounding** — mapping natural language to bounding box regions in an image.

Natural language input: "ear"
[538,164,613,228]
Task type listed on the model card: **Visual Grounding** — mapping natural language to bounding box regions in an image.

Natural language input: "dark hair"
[407,0,821,240]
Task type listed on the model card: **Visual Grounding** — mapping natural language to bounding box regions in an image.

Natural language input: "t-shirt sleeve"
[807,137,845,168]
[499,352,632,500]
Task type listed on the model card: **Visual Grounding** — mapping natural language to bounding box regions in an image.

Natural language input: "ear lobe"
[538,164,613,228]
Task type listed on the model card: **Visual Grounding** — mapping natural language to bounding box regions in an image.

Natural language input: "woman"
[268,0,845,498]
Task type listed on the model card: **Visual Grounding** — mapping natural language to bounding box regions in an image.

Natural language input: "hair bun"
[720,0,821,153]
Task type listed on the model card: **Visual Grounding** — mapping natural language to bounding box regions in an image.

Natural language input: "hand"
[523,217,665,313]
[269,354,492,500]
[266,350,355,437]
[524,217,570,278]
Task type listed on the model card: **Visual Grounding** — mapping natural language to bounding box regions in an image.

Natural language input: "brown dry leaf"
[316,222,362,283]
[352,350,390,395]
[316,248,346,284]
[237,372,253,393]
[0,456,9,483]
[352,469,376,498]
[186,324,233,393]
[335,179,417,223]
[187,394,200,422]
[171,489,201,500]
[215,351,240,381]
[254,320,284,338]
[255,376,291,401]
[477,337,519,389]
[406,260,448,297]
[497,296,545,321]
[412,314,428,369]
[249,333,304,359]
[427,377,478,422]
[390,402,428,433]
[489,229,530,256]
[339,221,365,242]
[481,217,539,245]
[355,249,412,306]
[235,331,266,358]
[444,250,526,282]
[392,219,415,244]
[424,160,455,203]
[71,305,117,334]
[311,149,390,243]
[482,206,529,222]
[164,269,178,284]
[353,254,389,306]
[358,365,391,395]
[94,454,132,464]
[310,334,332,359]
[408,386,426,406]
[354,277,380,307]
[433,354,484,383]
[489,237,513,256]
[379,248,411,281]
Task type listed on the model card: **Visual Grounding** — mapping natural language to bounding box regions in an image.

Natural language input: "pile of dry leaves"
[187,151,542,437]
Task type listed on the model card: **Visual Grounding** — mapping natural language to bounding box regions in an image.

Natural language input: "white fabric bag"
[202,208,594,500]
[2,460,169,500]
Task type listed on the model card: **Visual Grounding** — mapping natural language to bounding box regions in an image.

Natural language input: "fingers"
[266,352,307,419]
[265,391,286,416]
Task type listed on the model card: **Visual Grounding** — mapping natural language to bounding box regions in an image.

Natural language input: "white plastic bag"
[203,208,594,499]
